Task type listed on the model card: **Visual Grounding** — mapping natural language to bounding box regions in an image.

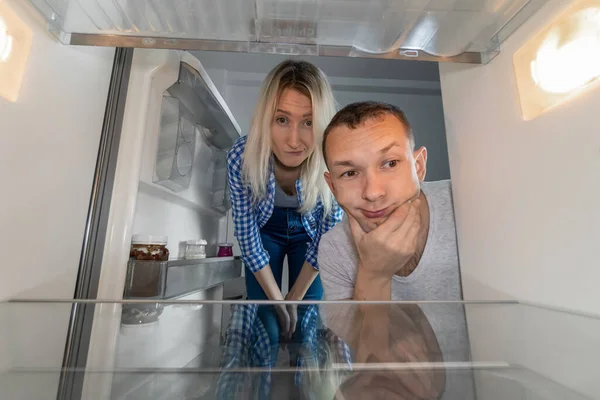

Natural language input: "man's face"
[324,113,427,233]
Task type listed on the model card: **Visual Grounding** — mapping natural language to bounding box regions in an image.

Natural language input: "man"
[318,101,475,400]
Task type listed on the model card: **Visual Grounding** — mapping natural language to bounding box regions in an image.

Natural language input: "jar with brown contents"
[129,235,169,261]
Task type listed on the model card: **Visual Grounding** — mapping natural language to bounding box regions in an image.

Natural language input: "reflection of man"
[318,101,475,399]
[334,304,446,400]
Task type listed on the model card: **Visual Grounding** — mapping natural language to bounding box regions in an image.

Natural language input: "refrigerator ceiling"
[28,0,547,64]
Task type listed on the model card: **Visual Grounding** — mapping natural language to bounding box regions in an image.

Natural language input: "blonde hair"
[242,59,337,216]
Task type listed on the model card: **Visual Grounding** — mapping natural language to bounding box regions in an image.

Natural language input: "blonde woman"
[226,60,343,366]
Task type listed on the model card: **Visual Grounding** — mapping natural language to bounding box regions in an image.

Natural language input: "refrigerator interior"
[1,0,599,399]
[103,47,456,398]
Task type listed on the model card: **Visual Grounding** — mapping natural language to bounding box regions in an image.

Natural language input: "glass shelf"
[26,0,548,63]
[2,300,599,399]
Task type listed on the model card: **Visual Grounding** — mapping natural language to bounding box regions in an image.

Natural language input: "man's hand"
[349,199,421,281]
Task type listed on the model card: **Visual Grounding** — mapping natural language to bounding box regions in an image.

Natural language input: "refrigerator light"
[0,2,33,102]
[0,17,13,62]
[531,8,600,94]
[514,0,600,120]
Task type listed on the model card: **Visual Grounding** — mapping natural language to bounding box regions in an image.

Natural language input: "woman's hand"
[283,292,299,339]
[284,261,320,339]
[274,304,292,341]
[287,261,319,301]
[253,266,298,340]
[253,266,284,301]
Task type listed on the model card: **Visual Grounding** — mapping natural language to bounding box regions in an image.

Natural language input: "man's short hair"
[322,101,414,166]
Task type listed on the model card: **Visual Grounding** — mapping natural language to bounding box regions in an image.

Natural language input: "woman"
[226,59,343,365]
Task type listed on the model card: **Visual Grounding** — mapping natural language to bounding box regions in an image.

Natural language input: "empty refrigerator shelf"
[1,301,599,399]
[137,180,227,217]
[123,256,242,300]
[26,0,549,63]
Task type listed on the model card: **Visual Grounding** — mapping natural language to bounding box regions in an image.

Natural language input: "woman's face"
[271,88,314,168]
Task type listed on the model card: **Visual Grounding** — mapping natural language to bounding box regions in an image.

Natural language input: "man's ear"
[324,171,336,195]
[413,146,428,182]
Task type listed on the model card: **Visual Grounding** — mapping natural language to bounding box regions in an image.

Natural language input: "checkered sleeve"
[304,200,344,270]
[227,137,271,273]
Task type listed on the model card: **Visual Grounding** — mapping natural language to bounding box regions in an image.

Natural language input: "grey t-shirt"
[274,181,300,208]
[318,180,476,400]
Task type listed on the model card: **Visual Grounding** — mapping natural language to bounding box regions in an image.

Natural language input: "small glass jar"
[130,235,169,261]
[217,243,233,257]
[185,239,207,259]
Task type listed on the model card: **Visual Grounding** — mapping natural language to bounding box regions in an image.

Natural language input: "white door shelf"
[123,256,242,300]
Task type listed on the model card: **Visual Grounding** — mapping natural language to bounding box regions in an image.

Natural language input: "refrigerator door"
[68,48,240,400]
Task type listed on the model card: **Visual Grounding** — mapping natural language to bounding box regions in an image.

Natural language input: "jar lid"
[218,243,233,247]
[132,235,168,245]
[186,239,207,245]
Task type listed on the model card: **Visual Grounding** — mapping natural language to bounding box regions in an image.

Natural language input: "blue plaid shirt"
[227,136,344,273]
[216,304,353,400]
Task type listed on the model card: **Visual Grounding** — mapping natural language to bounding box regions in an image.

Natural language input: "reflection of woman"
[226,60,343,363]
[216,304,352,400]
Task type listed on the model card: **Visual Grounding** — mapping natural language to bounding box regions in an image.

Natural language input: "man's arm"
[317,224,395,344]
[317,234,387,364]
[319,200,421,350]
[318,202,443,398]
[347,199,421,301]
[353,267,392,301]
[320,243,393,301]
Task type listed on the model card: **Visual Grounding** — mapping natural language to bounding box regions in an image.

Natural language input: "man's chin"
[357,216,387,233]
[343,209,389,233]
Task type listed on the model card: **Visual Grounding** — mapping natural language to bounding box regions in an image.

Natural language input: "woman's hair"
[242,59,337,215]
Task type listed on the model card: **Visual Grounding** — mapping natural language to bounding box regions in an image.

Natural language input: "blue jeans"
[245,207,323,365]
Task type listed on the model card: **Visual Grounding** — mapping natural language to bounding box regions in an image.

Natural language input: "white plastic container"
[185,239,207,259]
